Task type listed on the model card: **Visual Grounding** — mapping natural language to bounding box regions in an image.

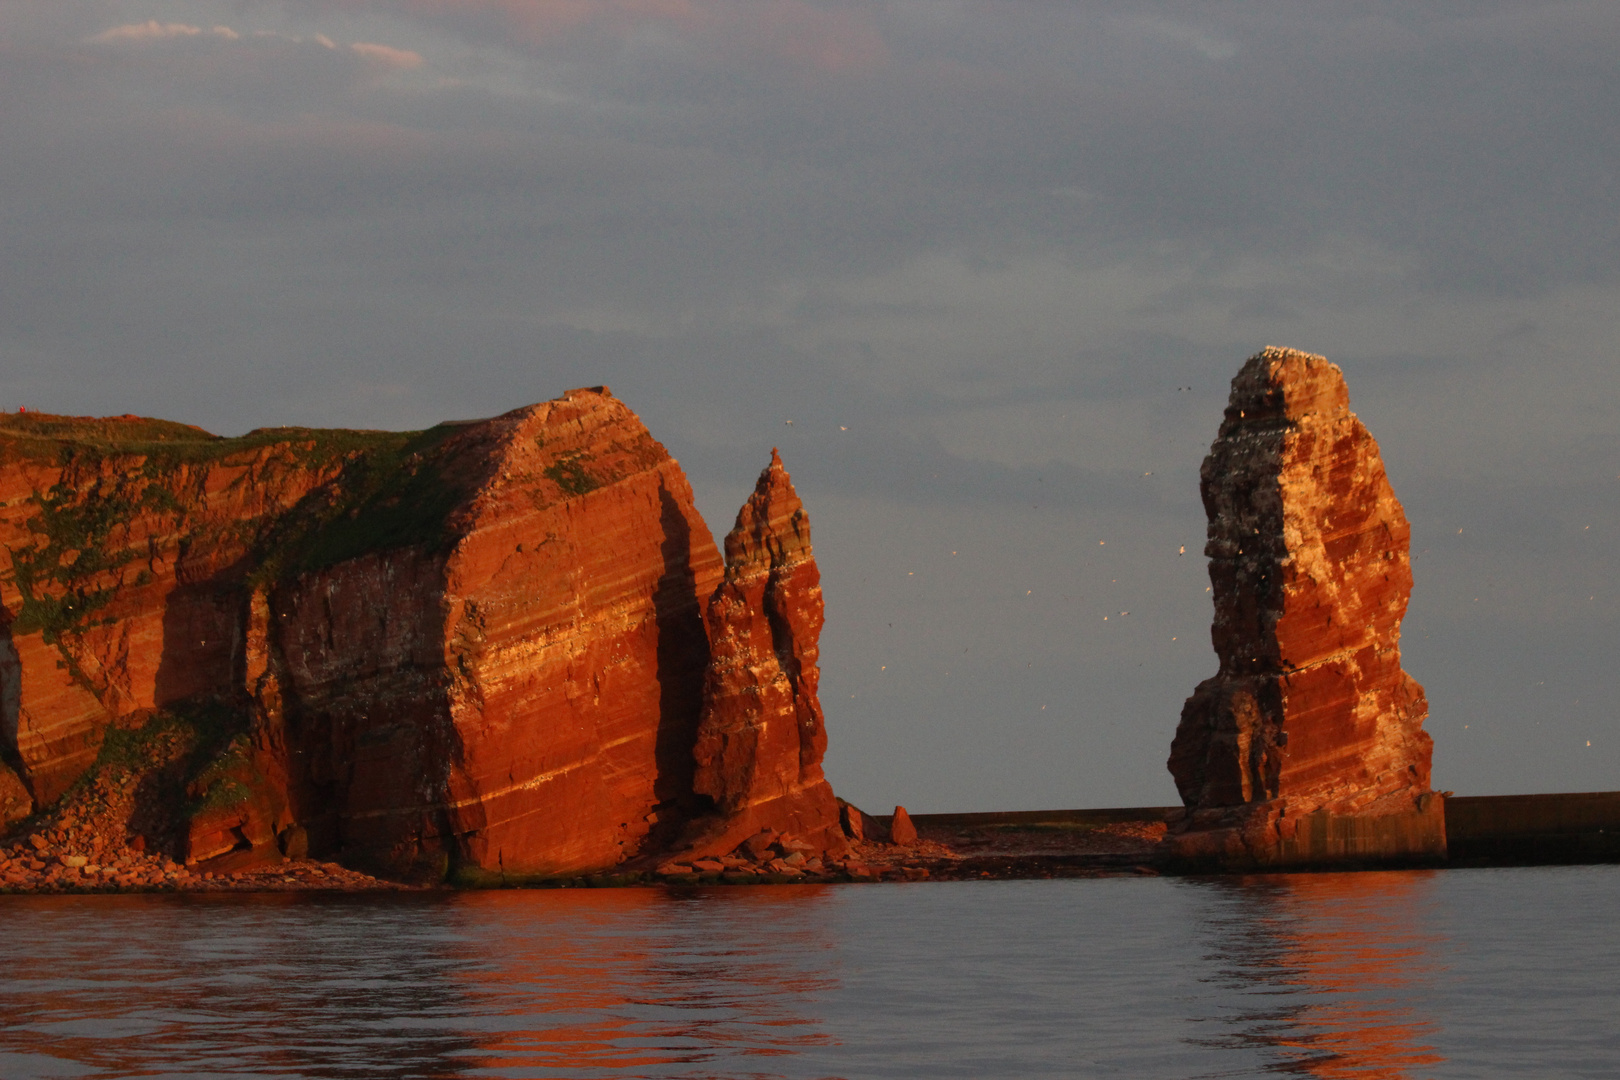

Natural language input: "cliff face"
[0,390,733,877]
[431,396,723,877]
[682,450,844,859]
[0,415,349,809]
[1167,349,1442,866]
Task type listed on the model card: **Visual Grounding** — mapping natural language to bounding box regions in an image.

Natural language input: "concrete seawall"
[904,807,1181,830]
[1445,791,1620,865]
[891,792,1620,870]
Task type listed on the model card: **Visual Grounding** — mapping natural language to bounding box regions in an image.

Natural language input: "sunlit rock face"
[420,391,725,879]
[0,390,727,878]
[0,414,345,809]
[1167,348,1443,866]
[682,450,846,861]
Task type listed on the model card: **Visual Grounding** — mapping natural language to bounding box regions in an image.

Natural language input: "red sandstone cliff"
[0,417,346,812]
[1167,348,1442,866]
[0,390,736,878]
[677,450,845,861]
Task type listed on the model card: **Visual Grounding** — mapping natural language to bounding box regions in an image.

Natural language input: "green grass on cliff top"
[0,411,408,466]
[0,411,478,580]
[254,422,475,580]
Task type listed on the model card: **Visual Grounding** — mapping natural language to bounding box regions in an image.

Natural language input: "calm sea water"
[1,866,1616,1079]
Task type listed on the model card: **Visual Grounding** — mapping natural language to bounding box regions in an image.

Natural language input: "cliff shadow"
[147,563,260,860]
[652,484,710,815]
[153,571,250,710]
[0,605,24,775]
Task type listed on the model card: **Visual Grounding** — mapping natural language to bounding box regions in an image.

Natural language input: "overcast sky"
[3,1,1617,811]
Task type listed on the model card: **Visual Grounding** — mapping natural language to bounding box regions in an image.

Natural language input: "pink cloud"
[93,21,241,43]
[350,41,426,68]
[339,0,888,73]
[88,22,426,74]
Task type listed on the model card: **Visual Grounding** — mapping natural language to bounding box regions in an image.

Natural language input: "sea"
[1,865,1616,1079]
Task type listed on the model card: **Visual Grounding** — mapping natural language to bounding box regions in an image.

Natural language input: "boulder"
[889,805,918,845]
[742,829,779,861]
[1167,348,1443,866]
[839,801,865,841]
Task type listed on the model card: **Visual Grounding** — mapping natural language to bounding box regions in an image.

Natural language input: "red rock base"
[1166,793,1446,869]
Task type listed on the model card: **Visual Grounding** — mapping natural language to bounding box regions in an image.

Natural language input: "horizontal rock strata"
[1167,348,1442,866]
[0,390,735,879]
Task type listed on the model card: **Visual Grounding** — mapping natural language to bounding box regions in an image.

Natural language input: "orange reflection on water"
[0,886,841,1079]
[1198,870,1447,1079]
[445,884,840,1076]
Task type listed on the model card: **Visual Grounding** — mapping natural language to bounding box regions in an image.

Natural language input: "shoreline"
[4,791,1615,895]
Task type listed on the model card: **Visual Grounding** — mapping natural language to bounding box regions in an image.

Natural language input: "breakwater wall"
[1445,791,1620,865]
[894,792,1620,869]
[904,807,1181,831]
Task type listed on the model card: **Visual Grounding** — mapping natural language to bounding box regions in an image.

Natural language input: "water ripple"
[1,868,1616,1078]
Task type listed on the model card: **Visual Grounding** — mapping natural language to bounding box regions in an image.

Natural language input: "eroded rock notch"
[1167,348,1442,865]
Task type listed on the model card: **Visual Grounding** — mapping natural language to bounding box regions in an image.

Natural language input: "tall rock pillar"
[1167,348,1443,866]
[682,449,846,859]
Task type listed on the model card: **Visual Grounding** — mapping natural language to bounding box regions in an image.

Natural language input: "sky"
[2,1,1617,812]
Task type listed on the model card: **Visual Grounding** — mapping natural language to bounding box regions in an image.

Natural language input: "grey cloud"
[12,2,1617,346]
[2,1,1617,807]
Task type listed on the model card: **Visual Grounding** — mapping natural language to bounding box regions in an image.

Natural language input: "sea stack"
[1167,348,1443,867]
[682,449,846,860]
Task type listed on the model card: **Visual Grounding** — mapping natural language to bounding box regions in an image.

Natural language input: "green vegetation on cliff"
[0,412,482,708]
[249,422,474,580]
[7,480,136,644]
[0,413,219,451]
[543,452,602,496]
[8,699,255,855]
[0,411,403,468]
[0,413,479,597]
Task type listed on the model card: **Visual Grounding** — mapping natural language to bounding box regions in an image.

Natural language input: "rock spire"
[685,449,845,857]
